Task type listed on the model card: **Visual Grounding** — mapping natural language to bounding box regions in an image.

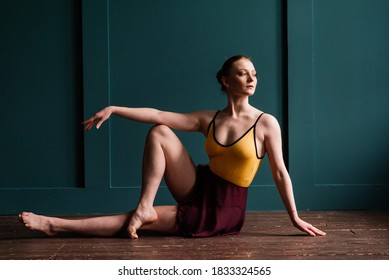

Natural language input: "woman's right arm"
[82,106,214,134]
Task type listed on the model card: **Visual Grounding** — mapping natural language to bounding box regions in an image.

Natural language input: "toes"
[18,213,27,224]
[129,227,138,239]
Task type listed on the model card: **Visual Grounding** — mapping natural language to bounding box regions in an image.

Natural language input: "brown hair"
[216,55,251,92]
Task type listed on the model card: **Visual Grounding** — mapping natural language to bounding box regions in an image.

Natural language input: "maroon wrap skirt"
[176,164,248,237]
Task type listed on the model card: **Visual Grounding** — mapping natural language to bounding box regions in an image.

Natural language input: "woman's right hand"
[82,106,113,130]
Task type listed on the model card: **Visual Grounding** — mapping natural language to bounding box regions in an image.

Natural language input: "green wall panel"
[0,0,84,189]
[313,0,389,186]
[288,0,389,210]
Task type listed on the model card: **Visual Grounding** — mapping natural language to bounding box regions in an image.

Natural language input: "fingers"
[81,115,105,130]
[96,119,105,129]
[82,108,112,130]
[305,224,326,237]
[311,226,326,236]
[304,227,316,237]
[295,218,326,237]
[82,119,95,130]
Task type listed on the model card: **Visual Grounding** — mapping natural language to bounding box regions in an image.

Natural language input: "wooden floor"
[0,211,388,260]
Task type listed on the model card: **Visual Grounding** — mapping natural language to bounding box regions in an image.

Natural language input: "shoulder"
[188,110,218,135]
[256,113,281,138]
[260,113,279,127]
[257,112,280,129]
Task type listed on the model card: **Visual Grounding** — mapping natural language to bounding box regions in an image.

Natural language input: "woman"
[19,55,326,238]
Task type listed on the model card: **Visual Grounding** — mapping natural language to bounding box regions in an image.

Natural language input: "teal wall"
[288,0,389,210]
[1,0,388,215]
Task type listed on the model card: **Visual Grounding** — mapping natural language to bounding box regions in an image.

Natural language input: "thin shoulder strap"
[253,112,266,159]
[254,112,265,126]
[206,110,220,135]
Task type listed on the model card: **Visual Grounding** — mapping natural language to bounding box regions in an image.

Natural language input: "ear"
[221,76,229,89]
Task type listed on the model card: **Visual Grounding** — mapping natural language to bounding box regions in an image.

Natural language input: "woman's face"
[223,58,257,96]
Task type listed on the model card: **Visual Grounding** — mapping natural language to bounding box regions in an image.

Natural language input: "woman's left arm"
[262,114,326,236]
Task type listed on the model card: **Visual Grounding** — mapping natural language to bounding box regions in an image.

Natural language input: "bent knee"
[147,124,175,139]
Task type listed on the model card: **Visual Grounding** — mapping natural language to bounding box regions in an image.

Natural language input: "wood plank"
[0,211,388,260]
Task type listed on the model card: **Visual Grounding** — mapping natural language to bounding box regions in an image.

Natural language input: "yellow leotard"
[205,111,265,187]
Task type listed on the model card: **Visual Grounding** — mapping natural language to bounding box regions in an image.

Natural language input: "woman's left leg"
[128,125,197,238]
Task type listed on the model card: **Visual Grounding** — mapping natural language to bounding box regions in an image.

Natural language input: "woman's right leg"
[19,211,132,237]
[18,205,179,237]
[128,125,197,238]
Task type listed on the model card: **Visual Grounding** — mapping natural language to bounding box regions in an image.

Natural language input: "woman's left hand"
[291,215,326,237]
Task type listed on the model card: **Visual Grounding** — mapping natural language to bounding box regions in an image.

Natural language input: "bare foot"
[18,212,57,236]
[128,205,158,239]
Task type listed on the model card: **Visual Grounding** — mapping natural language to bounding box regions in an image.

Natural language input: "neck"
[224,95,251,117]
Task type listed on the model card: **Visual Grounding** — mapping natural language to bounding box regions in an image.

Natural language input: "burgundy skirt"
[176,164,248,237]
